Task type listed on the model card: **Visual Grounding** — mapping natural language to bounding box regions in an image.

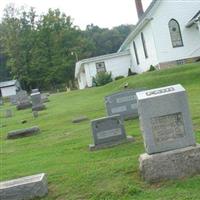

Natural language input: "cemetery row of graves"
[0,63,200,199]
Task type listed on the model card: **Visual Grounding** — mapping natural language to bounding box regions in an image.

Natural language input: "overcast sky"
[0,0,152,29]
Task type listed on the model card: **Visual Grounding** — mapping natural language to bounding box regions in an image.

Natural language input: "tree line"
[0,4,134,91]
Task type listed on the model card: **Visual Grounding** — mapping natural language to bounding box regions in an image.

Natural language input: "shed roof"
[0,80,18,88]
[75,50,130,78]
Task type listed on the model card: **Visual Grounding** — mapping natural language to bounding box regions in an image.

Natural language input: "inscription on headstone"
[89,115,134,150]
[152,113,185,144]
[136,84,195,154]
[105,89,145,120]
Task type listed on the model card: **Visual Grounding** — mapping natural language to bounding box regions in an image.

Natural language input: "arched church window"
[168,19,183,48]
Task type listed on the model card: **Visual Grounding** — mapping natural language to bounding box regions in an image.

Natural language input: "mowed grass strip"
[0,63,200,200]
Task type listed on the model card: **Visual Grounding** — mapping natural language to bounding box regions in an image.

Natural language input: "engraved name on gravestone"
[105,89,145,120]
[89,115,134,150]
[136,84,195,154]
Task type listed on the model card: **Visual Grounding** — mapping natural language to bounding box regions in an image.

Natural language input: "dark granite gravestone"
[104,89,145,120]
[31,92,45,111]
[7,126,40,139]
[89,115,134,150]
[136,84,200,182]
[0,173,48,200]
[16,90,32,110]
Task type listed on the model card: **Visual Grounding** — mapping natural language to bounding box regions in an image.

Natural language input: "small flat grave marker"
[89,115,134,150]
[7,126,40,139]
[72,116,88,123]
[105,89,145,120]
[0,173,48,200]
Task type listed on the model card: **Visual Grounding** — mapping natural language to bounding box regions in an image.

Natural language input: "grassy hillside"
[0,63,200,200]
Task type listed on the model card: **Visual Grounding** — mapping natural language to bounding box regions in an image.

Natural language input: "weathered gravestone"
[41,93,49,103]
[89,115,134,150]
[105,89,145,120]
[7,126,40,139]
[5,109,12,118]
[31,92,45,111]
[9,95,17,105]
[0,173,48,200]
[16,90,32,110]
[136,84,200,182]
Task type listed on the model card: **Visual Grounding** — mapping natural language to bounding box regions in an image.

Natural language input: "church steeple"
[135,0,144,20]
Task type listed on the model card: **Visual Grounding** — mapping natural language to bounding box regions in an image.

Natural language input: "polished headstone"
[89,115,134,150]
[136,84,195,154]
[105,89,145,120]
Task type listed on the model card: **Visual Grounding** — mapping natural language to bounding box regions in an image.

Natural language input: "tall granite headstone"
[105,89,145,120]
[137,84,200,182]
[31,92,45,111]
[89,115,134,150]
[16,90,32,110]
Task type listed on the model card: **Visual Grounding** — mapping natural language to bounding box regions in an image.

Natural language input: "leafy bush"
[128,68,137,76]
[93,72,113,86]
[148,65,156,72]
[115,76,124,80]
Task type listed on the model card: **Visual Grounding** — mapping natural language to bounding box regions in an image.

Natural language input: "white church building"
[75,0,200,89]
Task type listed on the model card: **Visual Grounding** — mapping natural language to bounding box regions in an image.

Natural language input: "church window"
[133,41,139,65]
[168,19,183,48]
[141,32,148,58]
[96,62,106,73]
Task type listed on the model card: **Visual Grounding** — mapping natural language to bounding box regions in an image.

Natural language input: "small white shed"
[0,80,21,97]
[75,51,131,89]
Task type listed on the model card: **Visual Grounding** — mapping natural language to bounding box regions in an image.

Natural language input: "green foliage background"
[0,5,134,91]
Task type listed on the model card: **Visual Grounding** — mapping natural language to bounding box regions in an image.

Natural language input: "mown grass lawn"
[0,63,200,200]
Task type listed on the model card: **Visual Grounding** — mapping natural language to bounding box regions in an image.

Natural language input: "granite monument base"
[32,104,46,111]
[89,135,134,151]
[139,144,200,183]
[0,173,48,200]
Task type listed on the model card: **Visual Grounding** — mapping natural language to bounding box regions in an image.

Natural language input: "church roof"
[118,0,161,52]
[186,10,200,28]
